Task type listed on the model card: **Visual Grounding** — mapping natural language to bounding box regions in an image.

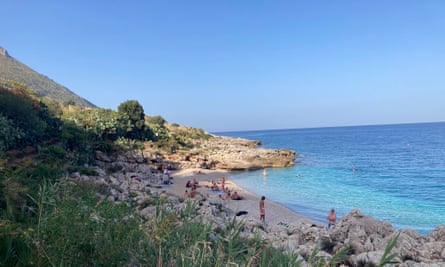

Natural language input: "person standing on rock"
[327,208,336,228]
[259,196,266,224]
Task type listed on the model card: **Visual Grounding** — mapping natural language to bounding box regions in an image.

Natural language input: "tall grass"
[0,178,401,267]
[1,180,302,266]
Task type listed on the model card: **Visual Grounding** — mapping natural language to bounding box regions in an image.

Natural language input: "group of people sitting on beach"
[206,177,225,191]
[183,176,245,200]
[207,176,245,200]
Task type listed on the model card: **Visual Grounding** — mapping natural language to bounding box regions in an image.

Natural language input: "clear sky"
[2,1,444,132]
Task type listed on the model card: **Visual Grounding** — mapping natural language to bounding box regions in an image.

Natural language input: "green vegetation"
[118,100,153,140]
[0,180,305,266]
[0,85,62,149]
[379,232,400,267]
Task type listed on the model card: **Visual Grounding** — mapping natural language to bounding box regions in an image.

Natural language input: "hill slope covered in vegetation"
[0,46,94,107]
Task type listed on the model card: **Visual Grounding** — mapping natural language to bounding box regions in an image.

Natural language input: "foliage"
[118,100,153,140]
[0,113,25,151]
[320,238,338,254]
[178,126,212,140]
[62,102,154,143]
[379,232,400,267]
[0,84,62,149]
[59,121,95,165]
[306,245,351,267]
[0,179,306,267]
[0,222,34,267]
[26,181,141,266]
[88,108,130,140]
[114,137,145,150]
[0,166,407,267]
[37,145,67,169]
[0,164,61,224]
[146,115,166,126]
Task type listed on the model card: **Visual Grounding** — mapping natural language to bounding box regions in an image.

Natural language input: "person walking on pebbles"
[259,196,266,224]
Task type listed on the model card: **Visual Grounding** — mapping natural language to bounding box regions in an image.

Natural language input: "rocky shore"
[162,135,296,170]
[81,135,444,266]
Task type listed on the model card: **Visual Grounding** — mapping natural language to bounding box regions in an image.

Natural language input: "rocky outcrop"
[0,46,9,57]
[163,135,296,170]
[325,209,445,266]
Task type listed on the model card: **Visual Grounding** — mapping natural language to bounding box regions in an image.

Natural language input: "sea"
[215,122,445,236]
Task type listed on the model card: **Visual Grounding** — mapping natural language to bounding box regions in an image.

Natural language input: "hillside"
[0,46,95,107]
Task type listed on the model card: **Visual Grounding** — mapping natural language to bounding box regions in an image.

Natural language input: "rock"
[428,225,445,242]
[398,230,425,262]
[330,208,396,253]
[95,150,114,162]
[140,206,156,219]
[70,172,81,179]
[350,251,385,266]
[0,46,9,57]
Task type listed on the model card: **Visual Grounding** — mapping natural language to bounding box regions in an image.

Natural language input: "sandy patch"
[163,168,316,228]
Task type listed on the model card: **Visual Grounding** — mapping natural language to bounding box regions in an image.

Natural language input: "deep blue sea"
[216,122,445,235]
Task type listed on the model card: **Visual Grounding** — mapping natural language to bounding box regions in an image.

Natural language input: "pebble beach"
[166,168,315,229]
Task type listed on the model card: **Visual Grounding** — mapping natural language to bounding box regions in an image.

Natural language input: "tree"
[117,100,149,140]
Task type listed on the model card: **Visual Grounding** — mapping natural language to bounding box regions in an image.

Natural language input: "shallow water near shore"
[217,122,445,235]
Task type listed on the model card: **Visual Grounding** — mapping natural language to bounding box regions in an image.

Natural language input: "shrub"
[78,167,98,176]
[146,115,166,126]
[0,113,25,151]
[320,238,336,253]
[0,85,62,148]
[28,182,142,266]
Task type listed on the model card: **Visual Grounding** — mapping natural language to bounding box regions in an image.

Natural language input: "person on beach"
[327,208,336,228]
[230,191,244,200]
[259,196,266,223]
[219,176,225,186]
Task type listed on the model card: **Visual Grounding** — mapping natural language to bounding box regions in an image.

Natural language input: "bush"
[118,100,150,140]
[0,113,25,151]
[320,238,336,253]
[146,115,166,126]
[28,182,142,266]
[0,85,62,148]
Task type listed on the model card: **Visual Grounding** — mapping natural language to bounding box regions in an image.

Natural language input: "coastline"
[100,163,445,264]
[167,168,316,229]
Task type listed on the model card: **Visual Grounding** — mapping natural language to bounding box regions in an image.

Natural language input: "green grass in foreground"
[0,178,399,267]
[0,180,304,266]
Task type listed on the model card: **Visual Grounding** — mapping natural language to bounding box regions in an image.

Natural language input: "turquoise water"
[217,122,445,235]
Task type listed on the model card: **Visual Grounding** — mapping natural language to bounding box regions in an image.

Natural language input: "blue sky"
[2,1,444,132]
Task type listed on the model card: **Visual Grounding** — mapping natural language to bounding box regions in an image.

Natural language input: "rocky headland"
[162,135,296,170]
[79,135,444,266]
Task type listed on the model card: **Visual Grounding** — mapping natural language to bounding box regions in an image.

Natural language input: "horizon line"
[212,120,445,134]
